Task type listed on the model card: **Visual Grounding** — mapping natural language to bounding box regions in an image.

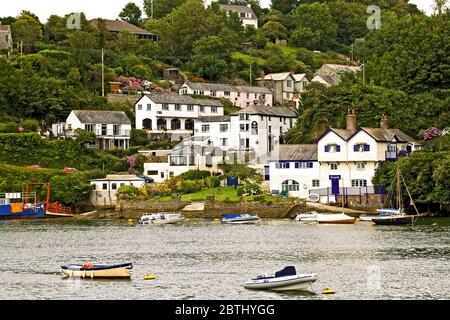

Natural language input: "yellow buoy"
[144,275,156,280]
[128,219,133,224]
[432,223,439,228]
[322,288,335,294]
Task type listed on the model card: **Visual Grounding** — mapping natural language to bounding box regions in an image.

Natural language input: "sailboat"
[372,165,421,226]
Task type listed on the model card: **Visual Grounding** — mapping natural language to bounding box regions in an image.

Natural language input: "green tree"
[290,3,338,51]
[189,36,230,81]
[271,0,298,14]
[149,0,223,57]
[44,15,68,42]
[11,11,43,46]
[119,2,143,25]
[144,0,187,19]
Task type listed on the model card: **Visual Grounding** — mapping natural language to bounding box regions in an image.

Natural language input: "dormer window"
[325,144,340,153]
[354,144,370,152]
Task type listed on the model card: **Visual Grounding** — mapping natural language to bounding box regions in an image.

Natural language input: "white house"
[135,93,224,139]
[219,4,258,29]
[270,111,421,203]
[312,64,361,87]
[269,144,319,198]
[179,81,273,108]
[52,110,132,150]
[90,175,150,206]
[142,104,298,182]
[143,141,227,183]
[256,72,309,105]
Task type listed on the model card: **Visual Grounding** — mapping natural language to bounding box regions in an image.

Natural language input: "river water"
[0,217,449,300]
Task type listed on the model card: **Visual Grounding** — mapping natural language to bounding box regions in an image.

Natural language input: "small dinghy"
[317,213,355,224]
[140,213,184,225]
[242,266,317,291]
[221,213,259,224]
[295,211,318,222]
[61,263,133,279]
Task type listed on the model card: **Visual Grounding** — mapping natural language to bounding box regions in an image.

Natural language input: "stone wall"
[113,197,311,219]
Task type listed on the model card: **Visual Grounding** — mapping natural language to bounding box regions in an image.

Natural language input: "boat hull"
[372,215,416,225]
[222,218,260,224]
[61,263,133,279]
[243,274,317,291]
[317,213,355,224]
[140,213,184,225]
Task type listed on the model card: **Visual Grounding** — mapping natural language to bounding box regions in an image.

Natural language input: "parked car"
[64,167,79,173]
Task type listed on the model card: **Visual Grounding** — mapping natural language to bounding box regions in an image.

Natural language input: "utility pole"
[151,0,154,19]
[362,61,366,86]
[101,48,105,97]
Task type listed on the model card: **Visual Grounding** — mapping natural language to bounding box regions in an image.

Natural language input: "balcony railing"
[94,130,131,137]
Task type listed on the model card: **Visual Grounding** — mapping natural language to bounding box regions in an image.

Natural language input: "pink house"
[179,81,273,108]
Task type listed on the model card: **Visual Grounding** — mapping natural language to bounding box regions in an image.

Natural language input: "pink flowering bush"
[422,127,442,140]
[117,76,143,92]
[126,156,136,168]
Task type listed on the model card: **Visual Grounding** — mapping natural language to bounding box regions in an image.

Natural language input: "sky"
[0,0,436,22]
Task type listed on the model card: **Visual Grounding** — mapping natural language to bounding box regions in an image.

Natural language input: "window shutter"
[364,144,370,151]
[286,163,290,169]
[336,145,341,152]
[308,162,313,168]
[354,145,359,152]
[325,145,329,152]
[295,162,299,169]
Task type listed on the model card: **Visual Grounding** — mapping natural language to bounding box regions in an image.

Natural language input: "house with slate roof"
[312,64,361,87]
[179,81,273,108]
[52,110,132,150]
[219,4,258,29]
[269,110,422,202]
[90,19,158,41]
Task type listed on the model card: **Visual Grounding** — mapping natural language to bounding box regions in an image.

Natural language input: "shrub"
[116,185,142,200]
[181,180,203,194]
[252,195,265,202]
[20,119,40,132]
[0,122,19,133]
[204,176,220,188]
[131,129,149,146]
[180,170,211,180]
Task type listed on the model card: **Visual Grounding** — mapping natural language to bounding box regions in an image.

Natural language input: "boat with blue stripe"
[221,213,260,224]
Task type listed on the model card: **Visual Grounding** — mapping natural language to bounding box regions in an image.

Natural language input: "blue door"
[331,178,340,195]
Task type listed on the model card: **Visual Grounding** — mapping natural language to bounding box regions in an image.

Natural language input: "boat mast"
[397,165,402,211]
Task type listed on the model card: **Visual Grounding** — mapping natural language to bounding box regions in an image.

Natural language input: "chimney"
[346,108,357,132]
[380,113,389,129]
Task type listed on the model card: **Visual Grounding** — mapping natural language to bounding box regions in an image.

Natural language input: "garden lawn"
[180,186,278,202]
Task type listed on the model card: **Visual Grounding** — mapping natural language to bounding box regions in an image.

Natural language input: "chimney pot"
[380,114,389,129]
[346,109,357,132]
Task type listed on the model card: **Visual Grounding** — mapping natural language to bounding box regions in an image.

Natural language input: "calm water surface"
[0,217,449,300]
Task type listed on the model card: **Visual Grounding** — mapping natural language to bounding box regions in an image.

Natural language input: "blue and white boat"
[359,208,401,222]
[0,192,46,219]
[61,263,133,279]
[242,266,317,291]
[221,213,260,224]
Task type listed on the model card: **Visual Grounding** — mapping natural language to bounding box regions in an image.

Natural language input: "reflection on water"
[0,218,449,300]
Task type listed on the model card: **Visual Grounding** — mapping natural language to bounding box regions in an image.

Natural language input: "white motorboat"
[295,211,318,222]
[61,263,133,279]
[317,213,355,224]
[221,213,260,224]
[140,213,184,225]
[242,266,317,291]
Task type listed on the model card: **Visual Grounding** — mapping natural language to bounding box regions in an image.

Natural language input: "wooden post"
[46,183,51,211]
